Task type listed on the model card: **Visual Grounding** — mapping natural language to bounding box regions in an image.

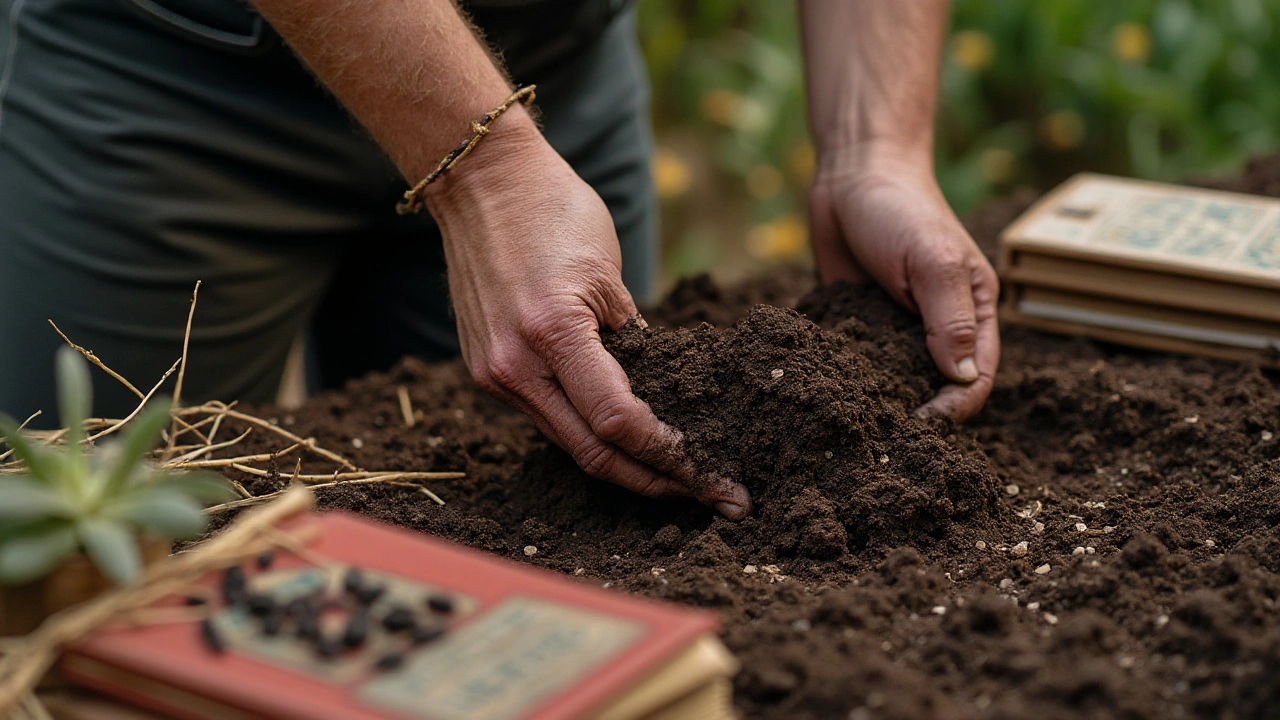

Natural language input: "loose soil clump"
[214,155,1280,720]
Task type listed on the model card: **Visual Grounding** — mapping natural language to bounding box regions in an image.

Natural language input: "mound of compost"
[211,154,1280,720]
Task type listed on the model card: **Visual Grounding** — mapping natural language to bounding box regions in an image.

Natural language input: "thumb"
[913,255,980,383]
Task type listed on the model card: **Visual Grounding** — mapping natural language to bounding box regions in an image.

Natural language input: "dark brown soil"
[214,155,1280,720]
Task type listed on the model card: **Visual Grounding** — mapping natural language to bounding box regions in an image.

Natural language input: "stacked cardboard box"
[1000,173,1280,366]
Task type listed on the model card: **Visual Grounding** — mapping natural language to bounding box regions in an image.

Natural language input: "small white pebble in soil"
[1005,484,1020,496]
[1263,431,1274,441]
[454,409,465,419]
[1011,541,1029,557]
[1027,602,1040,611]
[770,368,785,380]
[975,541,987,550]
[1033,522,1045,533]
[1075,522,1088,532]
[350,437,364,449]
[1117,655,1135,669]
[1086,546,1096,554]
[1073,547,1086,556]
[880,641,892,652]
[1104,526,1116,534]
[1044,613,1059,625]
[523,545,538,557]
[879,454,890,464]
[610,554,621,561]
[791,619,812,632]
[602,582,612,588]
[1034,564,1051,575]
[743,565,758,574]
[651,567,665,576]
[1156,614,1169,628]
[1184,415,1199,424]
[283,415,295,426]
[1205,539,1216,548]
[1121,468,1129,475]
[999,579,1014,590]
[574,568,584,576]
[931,606,946,615]
[824,450,834,459]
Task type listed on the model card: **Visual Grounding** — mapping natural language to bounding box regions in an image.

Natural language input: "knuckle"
[589,396,638,445]
[940,317,978,345]
[572,437,617,479]
[483,342,527,393]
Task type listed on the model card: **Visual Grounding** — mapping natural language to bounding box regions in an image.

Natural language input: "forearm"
[799,0,950,172]
[249,0,540,185]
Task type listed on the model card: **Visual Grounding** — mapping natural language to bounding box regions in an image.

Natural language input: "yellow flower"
[651,148,692,199]
[1111,23,1151,63]
[978,148,1015,184]
[788,142,816,186]
[700,89,742,127]
[745,215,808,260]
[746,165,784,200]
[1039,110,1085,151]
[950,30,994,72]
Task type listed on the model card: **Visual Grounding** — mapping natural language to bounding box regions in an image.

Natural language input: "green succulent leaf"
[151,473,238,505]
[105,488,208,539]
[0,414,65,487]
[0,477,75,523]
[56,346,92,444]
[0,520,78,585]
[100,399,171,498]
[77,517,142,585]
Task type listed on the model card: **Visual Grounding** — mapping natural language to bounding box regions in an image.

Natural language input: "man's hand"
[799,0,1000,420]
[808,151,999,421]
[427,117,751,519]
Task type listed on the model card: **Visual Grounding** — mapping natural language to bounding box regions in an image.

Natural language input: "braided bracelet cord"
[396,85,537,215]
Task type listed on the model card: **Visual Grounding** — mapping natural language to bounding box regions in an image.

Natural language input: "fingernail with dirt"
[956,357,978,382]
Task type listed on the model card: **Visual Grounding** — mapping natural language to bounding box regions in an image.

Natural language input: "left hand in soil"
[808,152,1000,421]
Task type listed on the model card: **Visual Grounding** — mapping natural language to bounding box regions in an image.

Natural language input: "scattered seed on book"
[343,567,364,595]
[222,566,247,605]
[247,593,275,617]
[262,607,286,637]
[412,625,445,645]
[375,652,404,671]
[356,584,386,606]
[256,551,275,569]
[343,610,369,648]
[199,618,225,654]
[427,594,454,614]
[316,635,343,659]
[381,606,416,633]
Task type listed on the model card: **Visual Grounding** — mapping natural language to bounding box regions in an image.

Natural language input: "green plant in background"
[0,347,234,586]
[639,0,1280,284]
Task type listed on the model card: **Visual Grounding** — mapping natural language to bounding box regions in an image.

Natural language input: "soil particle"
[209,155,1280,719]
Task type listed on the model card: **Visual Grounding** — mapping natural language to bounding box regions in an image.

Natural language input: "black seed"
[256,551,275,569]
[222,566,247,606]
[411,625,445,645]
[381,607,416,633]
[426,594,454,614]
[343,567,364,595]
[200,619,225,654]
[262,607,286,637]
[375,652,404,671]
[316,635,343,658]
[293,602,320,641]
[247,593,275,617]
[184,595,207,607]
[355,584,386,606]
[343,610,368,648]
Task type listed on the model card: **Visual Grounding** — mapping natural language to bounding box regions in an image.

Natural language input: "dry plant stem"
[397,385,416,428]
[226,465,464,483]
[0,487,316,714]
[206,409,356,471]
[205,473,458,514]
[167,429,254,466]
[163,281,201,462]
[48,320,144,401]
[0,411,42,463]
[173,441,308,470]
[84,358,181,444]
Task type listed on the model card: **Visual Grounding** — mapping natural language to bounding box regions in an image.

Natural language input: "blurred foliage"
[638,0,1280,284]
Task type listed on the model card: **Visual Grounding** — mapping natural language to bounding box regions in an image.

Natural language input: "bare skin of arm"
[248,0,751,518]
[799,0,1000,421]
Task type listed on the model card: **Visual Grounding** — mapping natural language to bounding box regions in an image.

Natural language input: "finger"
[808,185,869,285]
[913,250,982,384]
[537,326,751,518]
[917,269,1000,421]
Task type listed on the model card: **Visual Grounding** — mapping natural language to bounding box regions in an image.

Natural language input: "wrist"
[813,135,934,186]
[422,105,555,225]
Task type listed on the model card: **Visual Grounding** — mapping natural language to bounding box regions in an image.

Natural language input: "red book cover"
[61,512,719,720]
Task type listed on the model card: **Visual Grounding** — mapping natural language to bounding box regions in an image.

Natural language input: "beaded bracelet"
[396,85,537,215]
